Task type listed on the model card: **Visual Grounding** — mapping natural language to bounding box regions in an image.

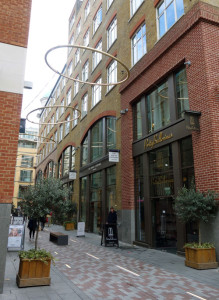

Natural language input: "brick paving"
[32,225,219,300]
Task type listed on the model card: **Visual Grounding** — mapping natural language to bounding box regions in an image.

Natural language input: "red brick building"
[0,0,32,293]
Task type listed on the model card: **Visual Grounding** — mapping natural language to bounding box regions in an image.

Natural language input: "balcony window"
[59,124,63,142]
[107,60,117,91]
[92,39,102,70]
[69,12,75,31]
[93,6,102,34]
[130,0,143,16]
[75,48,80,66]
[83,29,89,47]
[67,88,72,105]
[82,60,89,82]
[92,77,102,107]
[20,170,32,183]
[107,17,117,49]
[107,0,114,9]
[84,1,90,20]
[65,115,71,136]
[21,155,33,168]
[76,19,81,37]
[81,93,88,118]
[73,105,79,127]
[74,75,79,96]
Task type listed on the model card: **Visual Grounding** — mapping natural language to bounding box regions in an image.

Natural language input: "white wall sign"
[69,171,76,180]
[77,222,85,237]
[109,151,119,162]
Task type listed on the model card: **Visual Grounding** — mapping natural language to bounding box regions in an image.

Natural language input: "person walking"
[40,216,46,231]
[27,218,37,240]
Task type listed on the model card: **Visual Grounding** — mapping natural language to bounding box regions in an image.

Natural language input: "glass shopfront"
[90,171,102,234]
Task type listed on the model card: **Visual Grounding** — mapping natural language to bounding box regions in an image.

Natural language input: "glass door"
[154,197,176,251]
[90,171,102,234]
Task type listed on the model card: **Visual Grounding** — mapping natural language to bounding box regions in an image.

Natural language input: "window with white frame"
[61,77,65,91]
[76,19,81,37]
[67,88,72,105]
[81,93,88,118]
[74,75,79,96]
[132,23,147,65]
[65,115,71,136]
[54,130,57,143]
[92,77,102,107]
[56,85,60,98]
[83,29,89,47]
[69,12,75,31]
[84,0,90,20]
[56,108,59,122]
[92,39,102,70]
[82,60,89,82]
[59,124,63,142]
[107,60,117,91]
[73,105,78,127]
[107,17,117,49]
[75,48,80,66]
[107,0,114,9]
[130,0,143,16]
[157,0,184,38]
[51,115,54,128]
[69,34,74,54]
[93,6,102,34]
[60,98,64,116]
[68,61,73,77]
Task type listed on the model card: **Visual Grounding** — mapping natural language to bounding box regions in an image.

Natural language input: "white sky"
[22,0,75,127]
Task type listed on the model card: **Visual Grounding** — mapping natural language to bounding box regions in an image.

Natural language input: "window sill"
[105,84,116,96]
[107,39,117,52]
[91,60,102,74]
[92,22,102,39]
[90,99,102,112]
[80,114,87,122]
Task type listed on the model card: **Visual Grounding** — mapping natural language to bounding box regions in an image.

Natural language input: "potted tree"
[17,177,72,287]
[175,184,218,269]
[63,201,77,231]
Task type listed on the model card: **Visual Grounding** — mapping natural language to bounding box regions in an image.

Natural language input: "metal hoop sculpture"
[45,45,130,86]
[19,133,56,144]
[26,105,81,126]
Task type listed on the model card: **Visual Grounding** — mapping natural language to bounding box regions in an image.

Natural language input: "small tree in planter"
[17,177,73,287]
[63,201,77,230]
[175,184,218,269]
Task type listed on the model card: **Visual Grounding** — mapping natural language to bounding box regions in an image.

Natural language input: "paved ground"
[1,224,219,300]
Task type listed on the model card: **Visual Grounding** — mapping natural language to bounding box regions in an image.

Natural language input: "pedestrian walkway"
[1,224,219,300]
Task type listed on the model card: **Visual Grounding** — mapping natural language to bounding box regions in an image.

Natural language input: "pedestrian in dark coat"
[107,207,117,224]
[40,216,46,231]
[27,218,37,240]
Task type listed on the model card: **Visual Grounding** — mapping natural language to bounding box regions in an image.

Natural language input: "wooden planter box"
[16,259,51,287]
[185,247,218,270]
[65,222,74,231]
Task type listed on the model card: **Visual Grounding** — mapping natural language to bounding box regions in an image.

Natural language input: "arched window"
[58,146,75,178]
[81,116,116,166]
[36,170,43,183]
[44,161,56,178]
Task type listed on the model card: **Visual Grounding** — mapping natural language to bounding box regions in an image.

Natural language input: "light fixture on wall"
[120,108,128,115]
[184,60,191,66]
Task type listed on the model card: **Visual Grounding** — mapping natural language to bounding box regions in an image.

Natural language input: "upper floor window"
[93,6,102,34]
[69,12,75,31]
[175,68,189,118]
[83,29,89,47]
[74,75,79,96]
[56,108,59,122]
[132,23,146,65]
[147,80,170,133]
[67,88,72,105]
[73,105,79,127]
[107,17,117,49]
[56,84,60,98]
[75,48,80,66]
[54,130,58,143]
[92,39,102,70]
[44,160,55,178]
[133,100,143,140]
[107,0,114,9]
[21,155,33,168]
[60,98,65,116]
[67,61,73,77]
[92,77,102,107]
[59,124,63,142]
[81,93,88,118]
[82,60,89,82]
[51,115,54,129]
[107,60,117,91]
[84,1,90,20]
[69,34,74,54]
[65,115,71,136]
[76,19,81,37]
[20,170,32,183]
[130,0,144,16]
[157,0,184,38]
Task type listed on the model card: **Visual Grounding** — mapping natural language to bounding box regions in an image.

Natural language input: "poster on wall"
[7,225,24,248]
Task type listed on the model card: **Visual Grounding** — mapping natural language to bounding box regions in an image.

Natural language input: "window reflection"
[107,117,116,150]
[176,68,189,118]
[147,81,170,133]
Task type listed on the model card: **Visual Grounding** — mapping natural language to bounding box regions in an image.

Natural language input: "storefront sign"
[69,171,76,180]
[77,222,85,237]
[8,225,24,248]
[184,111,201,131]
[144,132,173,149]
[109,150,120,162]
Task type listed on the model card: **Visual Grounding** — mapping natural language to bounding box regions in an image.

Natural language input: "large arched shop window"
[58,146,75,178]
[81,116,116,166]
[44,161,56,178]
[36,170,43,184]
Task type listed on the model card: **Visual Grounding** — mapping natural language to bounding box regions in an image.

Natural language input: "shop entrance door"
[154,197,177,252]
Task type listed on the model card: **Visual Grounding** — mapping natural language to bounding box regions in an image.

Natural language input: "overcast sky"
[22,0,75,127]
